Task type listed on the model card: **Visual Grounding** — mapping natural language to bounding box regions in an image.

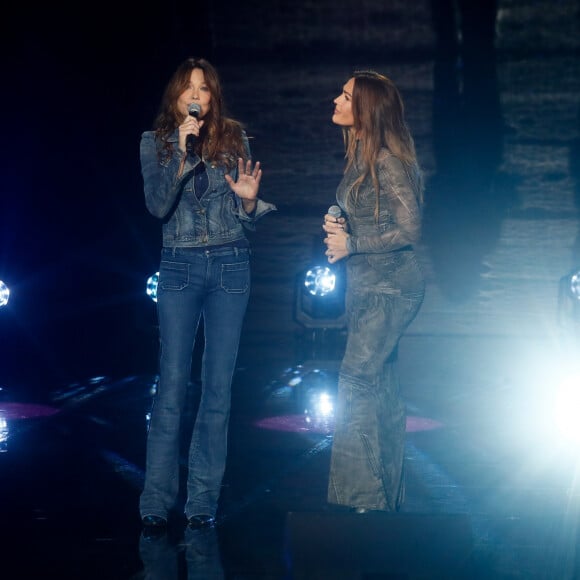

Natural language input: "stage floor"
[1,331,580,579]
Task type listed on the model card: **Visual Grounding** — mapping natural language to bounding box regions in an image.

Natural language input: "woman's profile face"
[332,77,355,127]
[177,68,212,119]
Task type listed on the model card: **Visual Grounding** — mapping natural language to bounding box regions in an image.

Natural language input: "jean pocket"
[159,261,189,291]
[221,260,249,293]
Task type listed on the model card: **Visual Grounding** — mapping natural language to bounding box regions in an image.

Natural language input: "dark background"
[0,0,436,390]
[1,3,218,388]
[1,0,577,395]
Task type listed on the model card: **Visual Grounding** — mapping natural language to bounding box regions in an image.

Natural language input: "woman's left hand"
[323,214,349,263]
[225,158,262,214]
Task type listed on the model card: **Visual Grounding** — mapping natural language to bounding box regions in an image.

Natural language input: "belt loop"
[234,247,239,257]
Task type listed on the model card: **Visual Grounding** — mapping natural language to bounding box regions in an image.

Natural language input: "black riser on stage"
[285,512,474,579]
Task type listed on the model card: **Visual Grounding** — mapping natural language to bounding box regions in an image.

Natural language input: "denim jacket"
[140,129,276,247]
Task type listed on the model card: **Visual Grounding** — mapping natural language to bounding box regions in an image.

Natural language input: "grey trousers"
[328,255,424,511]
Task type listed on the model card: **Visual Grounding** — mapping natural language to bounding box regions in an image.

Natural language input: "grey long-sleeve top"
[336,148,422,256]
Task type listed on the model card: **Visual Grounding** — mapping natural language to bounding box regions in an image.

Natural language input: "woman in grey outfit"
[323,70,425,513]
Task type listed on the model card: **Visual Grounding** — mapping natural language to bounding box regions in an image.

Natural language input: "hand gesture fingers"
[240,158,261,180]
[225,158,262,199]
[323,215,346,234]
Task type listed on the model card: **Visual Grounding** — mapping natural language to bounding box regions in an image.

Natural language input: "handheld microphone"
[328,205,342,220]
[186,103,201,154]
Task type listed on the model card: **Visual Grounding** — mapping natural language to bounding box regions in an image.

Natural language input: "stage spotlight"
[304,266,336,297]
[305,390,334,422]
[0,417,8,450]
[294,263,346,329]
[0,280,9,307]
[295,367,337,430]
[146,272,159,303]
[557,267,580,351]
[569,269,580,300]
[558,267,580,315]
[554,270,580,446]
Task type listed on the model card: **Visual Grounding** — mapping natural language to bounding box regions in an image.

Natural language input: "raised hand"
[225,158,262,199]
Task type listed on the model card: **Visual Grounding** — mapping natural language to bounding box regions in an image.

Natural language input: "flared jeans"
[328,254,424,512]
[140,245,250,521]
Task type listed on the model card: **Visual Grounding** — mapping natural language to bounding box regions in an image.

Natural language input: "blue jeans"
[328,252,425,511]
[140,245,250,520]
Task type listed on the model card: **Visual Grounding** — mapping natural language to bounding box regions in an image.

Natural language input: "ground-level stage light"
[569,269,580,300]
[294,263,346,329]
[304,266,336,297]
[0,280,9,307]
[146,272,160,303]
[557,267,580,330]
[304,390,334,422]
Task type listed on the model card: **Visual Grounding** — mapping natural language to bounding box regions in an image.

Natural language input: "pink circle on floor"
[0,403,60,420]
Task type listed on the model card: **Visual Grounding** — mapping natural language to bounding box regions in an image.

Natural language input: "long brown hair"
[342,70,423,217]
[154,57,247,167]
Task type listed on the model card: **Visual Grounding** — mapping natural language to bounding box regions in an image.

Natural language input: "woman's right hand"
[178,117,205,153]
[323,213,349,263]
[323,212,347,231]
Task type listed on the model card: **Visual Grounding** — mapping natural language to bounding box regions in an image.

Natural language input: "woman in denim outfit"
[139,57,275,532]
[323,71,425,513]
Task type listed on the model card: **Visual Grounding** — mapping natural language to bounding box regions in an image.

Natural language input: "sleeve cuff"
[346,235,357,255]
